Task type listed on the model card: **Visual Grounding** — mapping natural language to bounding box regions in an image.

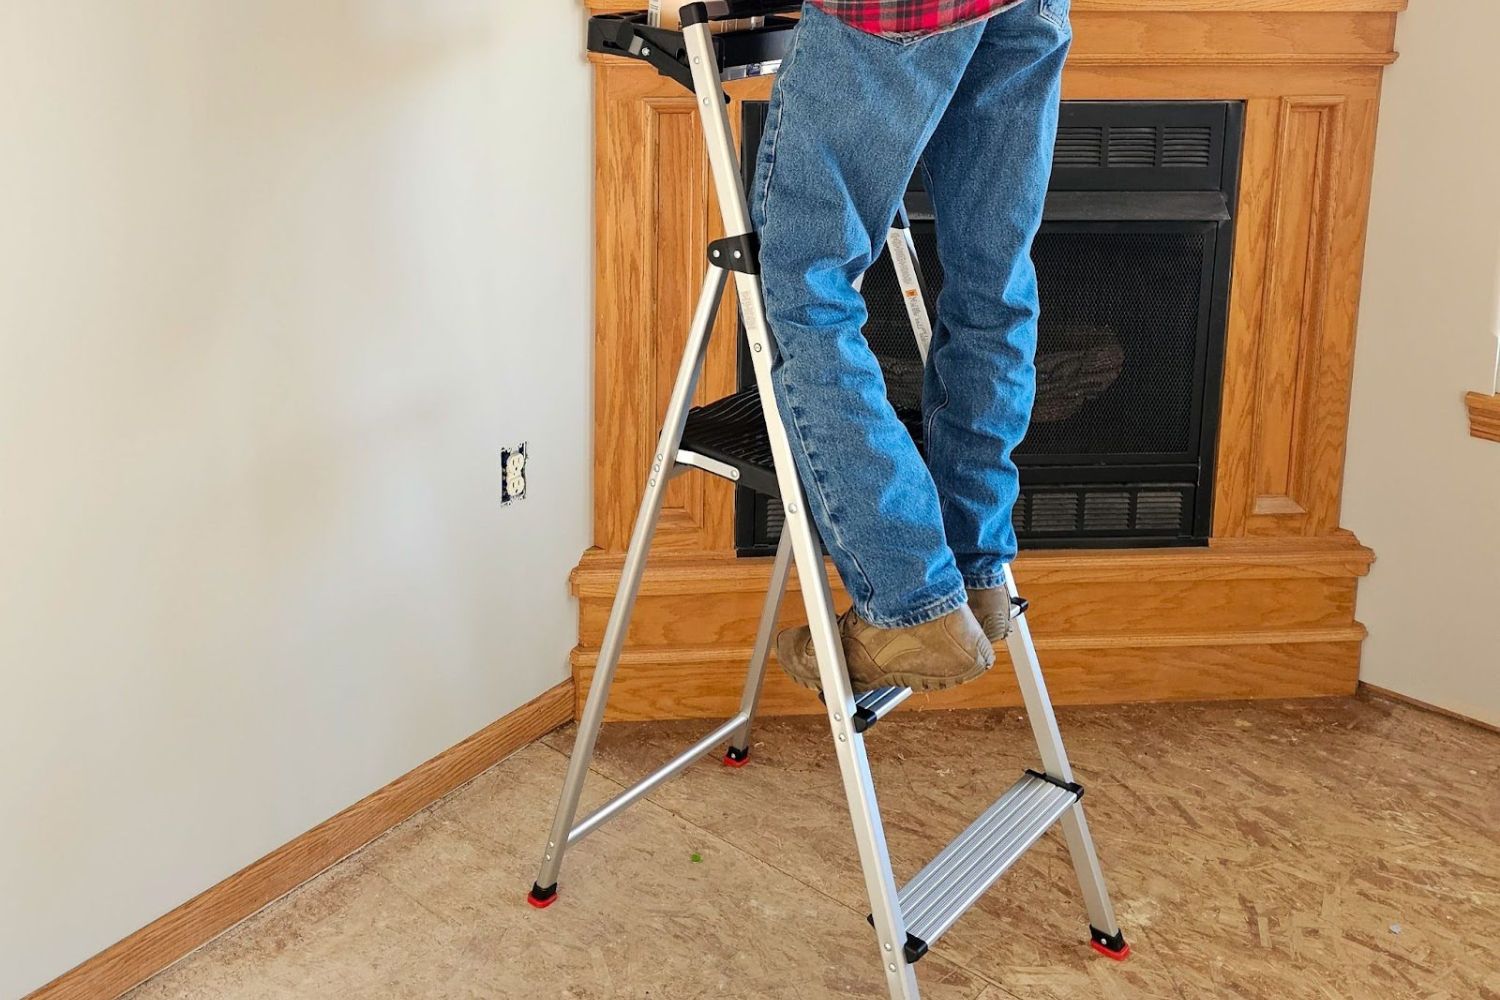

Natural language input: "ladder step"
[853,686,912,732]
[818,685,913,733]
[897,771,1082,959]
[680,389,922,499]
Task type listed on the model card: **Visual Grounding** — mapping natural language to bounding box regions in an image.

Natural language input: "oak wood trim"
[1466,391,1500,444]
[576,634,1364,721]
[24,681,575,1000]
[571,535,1375,597]
[1359,682,1500,736]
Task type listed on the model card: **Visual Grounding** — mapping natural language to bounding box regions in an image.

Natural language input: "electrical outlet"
[501,443,528,506]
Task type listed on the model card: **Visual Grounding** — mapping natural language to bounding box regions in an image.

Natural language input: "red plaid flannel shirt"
[810,0,1021,38]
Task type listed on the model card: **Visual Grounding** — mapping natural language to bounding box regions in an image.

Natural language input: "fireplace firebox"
[736,100,1244,554]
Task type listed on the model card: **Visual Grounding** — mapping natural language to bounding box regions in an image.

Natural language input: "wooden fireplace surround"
[575,0,1405,722]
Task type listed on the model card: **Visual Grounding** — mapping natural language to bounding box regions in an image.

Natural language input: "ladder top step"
[681,389,922,499]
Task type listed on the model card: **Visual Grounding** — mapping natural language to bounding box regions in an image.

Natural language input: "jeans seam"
[756,6,809,220]
[782,396,878,605]
[1039,0,1070,28]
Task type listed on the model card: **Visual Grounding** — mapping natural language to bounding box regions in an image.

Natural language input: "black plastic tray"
[587,11,798,87]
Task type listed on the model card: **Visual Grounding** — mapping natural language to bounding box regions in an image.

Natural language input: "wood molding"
[1359,682,1500,736]
[577,633,1365,721]
[572,536,1374,721]
[24,682,574,1000]
[1466,391,1500,443]
[573,534,1375,595]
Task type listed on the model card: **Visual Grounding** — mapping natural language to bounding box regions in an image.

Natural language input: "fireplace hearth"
[737,100,1244,554]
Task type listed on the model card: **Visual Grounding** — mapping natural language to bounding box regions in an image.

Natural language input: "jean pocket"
[1040,0,1070,28]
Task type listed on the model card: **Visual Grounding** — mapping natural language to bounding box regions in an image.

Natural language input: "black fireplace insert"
[736,100,1244,555]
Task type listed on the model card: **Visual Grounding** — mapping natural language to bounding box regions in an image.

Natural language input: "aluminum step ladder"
[530,5,1130,996]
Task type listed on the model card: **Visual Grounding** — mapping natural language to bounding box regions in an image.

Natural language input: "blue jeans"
[751,0,1071,627]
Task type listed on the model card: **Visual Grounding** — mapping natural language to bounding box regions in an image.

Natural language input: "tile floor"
[125,693,1500,999]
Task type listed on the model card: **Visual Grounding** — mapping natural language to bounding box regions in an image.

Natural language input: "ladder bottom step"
[888,771,1082,957]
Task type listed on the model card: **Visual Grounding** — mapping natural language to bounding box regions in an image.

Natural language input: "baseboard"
[1359,682,1500,735]
[1465,391,1500,443]
[24,680,575,1000]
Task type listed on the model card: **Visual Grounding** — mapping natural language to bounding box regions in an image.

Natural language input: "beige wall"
[1345,1,1500,727]
[0,3,591,995]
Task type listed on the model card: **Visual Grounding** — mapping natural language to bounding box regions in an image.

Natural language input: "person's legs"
[918,0,1071,615]
[752,3,983,629]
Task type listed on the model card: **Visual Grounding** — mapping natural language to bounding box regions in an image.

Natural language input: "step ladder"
[530,5,1129,996]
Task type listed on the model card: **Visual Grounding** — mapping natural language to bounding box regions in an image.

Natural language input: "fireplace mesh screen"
[861,227,1210,460]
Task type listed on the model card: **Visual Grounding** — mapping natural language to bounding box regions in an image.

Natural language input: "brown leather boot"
[775,604,994,694]
[967,580,1015,643]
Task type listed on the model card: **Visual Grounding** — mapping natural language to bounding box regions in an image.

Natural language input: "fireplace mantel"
[573,0,1405,721]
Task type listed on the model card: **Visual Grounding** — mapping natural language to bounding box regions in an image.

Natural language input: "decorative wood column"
[576,0,1404,721]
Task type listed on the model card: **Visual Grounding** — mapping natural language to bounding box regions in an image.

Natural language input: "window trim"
[1466,391,1500,444]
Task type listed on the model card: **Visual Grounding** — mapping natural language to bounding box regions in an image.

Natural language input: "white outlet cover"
[501,443,528,505]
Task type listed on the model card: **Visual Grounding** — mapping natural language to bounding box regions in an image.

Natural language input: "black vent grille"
[1106,127,1157,167]
[1163,125,1213,166]
[761,483,1195,546]
[1054,124,1214,170]
[1013,486,1193,539]
[1054,125,1104,168]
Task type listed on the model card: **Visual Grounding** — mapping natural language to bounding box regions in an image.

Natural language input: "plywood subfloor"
[125,693,1500,999]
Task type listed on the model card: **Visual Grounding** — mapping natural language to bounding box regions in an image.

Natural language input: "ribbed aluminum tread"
[680,389,923,499]
[900,773,1080,951]
[852,686,912,732]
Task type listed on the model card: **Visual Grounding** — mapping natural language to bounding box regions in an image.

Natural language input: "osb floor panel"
[126,693,1500,1000]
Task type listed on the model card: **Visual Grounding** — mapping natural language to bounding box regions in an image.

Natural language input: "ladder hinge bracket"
[1026,768,1085,800]
[609,22,696,94]
[709,233,760,274]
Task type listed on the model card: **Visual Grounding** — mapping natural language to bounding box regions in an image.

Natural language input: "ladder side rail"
[1000,567,1073,782]
[726,529,794,758]
[531,264,729,898]
[1000,565,1123,940]
[680,15,921,1000]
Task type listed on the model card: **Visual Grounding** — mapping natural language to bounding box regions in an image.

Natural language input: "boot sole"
[857,652,995,694]
[778,652,996,696]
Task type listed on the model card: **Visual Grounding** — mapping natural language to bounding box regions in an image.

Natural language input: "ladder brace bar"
[567,712,751,846]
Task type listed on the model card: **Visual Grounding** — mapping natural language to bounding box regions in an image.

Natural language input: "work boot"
[967,579,1015,643]
[775,604,994,694]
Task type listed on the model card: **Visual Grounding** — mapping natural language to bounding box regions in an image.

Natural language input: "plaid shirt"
[810,0,1023,38]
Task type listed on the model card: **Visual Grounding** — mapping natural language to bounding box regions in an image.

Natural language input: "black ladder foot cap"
[723,746,751,768]
[527,883,559,909]
[1089,926,1130,961]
